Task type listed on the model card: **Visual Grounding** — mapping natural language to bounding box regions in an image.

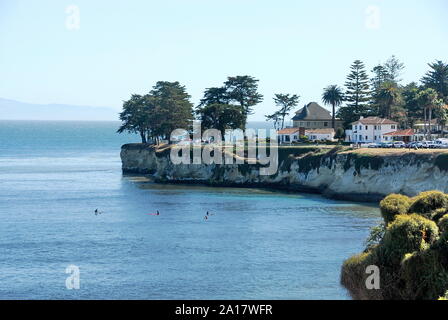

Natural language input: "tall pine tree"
[338,60,371,126]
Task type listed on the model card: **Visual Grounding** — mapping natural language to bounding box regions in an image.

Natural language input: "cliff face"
[121,144,448,202]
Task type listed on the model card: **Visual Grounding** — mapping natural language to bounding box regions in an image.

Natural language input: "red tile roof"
[277,128,301,134]
[383,129,414,136]
[351,117,398,125]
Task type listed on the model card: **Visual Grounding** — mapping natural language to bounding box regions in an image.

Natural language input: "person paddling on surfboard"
[95,209,98,215]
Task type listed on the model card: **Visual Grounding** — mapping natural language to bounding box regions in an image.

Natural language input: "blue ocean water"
[0,120,380,299]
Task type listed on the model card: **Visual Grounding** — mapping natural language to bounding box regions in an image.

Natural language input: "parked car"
[405,142,419,149]
[380,142,394,148]
[367,143,381,148]
[433,139,448,149]
[427,141,439,149]
[416,141,431,148]
[392,141,406,148]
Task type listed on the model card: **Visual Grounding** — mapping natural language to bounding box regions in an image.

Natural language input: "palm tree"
[377,81,402,119]
[417,88,440,139]
[322,85,344,129]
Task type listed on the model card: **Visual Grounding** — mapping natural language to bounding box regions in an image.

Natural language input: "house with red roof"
[383,129,415,143]
[345,116,399,144]
[277,128,302,144]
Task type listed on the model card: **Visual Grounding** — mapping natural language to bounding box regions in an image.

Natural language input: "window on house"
[324,122,328,127]
[365,136,368,140]
[359,135,362,140]
[365,126,368,130]
[307,122,310,126]
[374,125,377,130]
[374,136,377,140]
[293,135,298,140]
[285,136,290,142]
[391,125,396,129]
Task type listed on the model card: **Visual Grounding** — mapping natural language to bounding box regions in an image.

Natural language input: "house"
[345,116,398,144]
[277,128,301,144]
[383,129,415,143]
[413,119,445,141]
[292,102,343,130]
[305,128,336,141]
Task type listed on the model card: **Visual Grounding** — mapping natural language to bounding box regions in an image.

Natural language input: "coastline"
[121,144,448,203]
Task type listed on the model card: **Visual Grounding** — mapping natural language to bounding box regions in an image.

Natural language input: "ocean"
[0,120,380,299]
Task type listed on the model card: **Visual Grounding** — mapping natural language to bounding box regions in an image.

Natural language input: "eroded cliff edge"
[121,144,448,202]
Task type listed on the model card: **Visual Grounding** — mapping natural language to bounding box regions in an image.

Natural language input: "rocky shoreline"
[121,144,448,202]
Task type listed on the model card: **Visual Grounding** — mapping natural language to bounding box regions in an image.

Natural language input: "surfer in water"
[156,210,160,216]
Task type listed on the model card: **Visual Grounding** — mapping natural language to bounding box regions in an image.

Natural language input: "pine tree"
[421,60,448,103]
[339,60,371,125]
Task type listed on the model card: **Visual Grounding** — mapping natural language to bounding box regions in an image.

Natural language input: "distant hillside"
[0,98,119,121]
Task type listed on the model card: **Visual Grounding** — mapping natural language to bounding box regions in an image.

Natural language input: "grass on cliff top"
[340,148,448,156]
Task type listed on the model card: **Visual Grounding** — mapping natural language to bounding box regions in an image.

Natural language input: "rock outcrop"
[121,144,448,202]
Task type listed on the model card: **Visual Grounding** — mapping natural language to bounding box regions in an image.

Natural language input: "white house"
[305,128,335,141]
[277,128,301,144]
[345,116,398,144]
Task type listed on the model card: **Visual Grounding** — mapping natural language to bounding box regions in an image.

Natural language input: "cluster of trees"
[263,57,448,136]
[325,57,448,133]
[118,76,264,143]
[196,75,263,134]
[118,58,448,143]
[117,81,194,144]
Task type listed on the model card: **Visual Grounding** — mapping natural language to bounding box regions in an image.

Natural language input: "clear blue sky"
[1,0,447,120]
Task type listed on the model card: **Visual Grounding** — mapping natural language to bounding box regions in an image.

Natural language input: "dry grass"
[341,148,448,156]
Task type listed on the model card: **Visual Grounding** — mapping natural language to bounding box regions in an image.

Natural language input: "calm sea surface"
[0,120,380,299]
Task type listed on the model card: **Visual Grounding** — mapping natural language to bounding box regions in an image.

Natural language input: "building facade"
[277,128,301,144]
[292,102,343,130]
[345,116,398,143]
[305,128,335,141]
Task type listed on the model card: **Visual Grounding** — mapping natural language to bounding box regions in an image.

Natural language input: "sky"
[0,0,447,121]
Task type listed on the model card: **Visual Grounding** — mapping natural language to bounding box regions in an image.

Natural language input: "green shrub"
[401,249,448,300]
[340,251,381,300]
[432,208,448,222]
[438,214,448,233]
[381,214,438,261]
[380,194,412,224]
[342,191,448,300]
[409,191,448,218]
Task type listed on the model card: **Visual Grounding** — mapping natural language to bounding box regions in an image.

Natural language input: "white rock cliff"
[121,144,448,202]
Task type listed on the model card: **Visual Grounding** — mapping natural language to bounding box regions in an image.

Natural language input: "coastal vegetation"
[118,76,264,143]
[341,190,448,300]
[117,57,447,145]
[117,81,194,144]
[322,57,448,135]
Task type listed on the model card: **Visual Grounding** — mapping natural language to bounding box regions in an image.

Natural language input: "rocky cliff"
[121,144,448,202]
